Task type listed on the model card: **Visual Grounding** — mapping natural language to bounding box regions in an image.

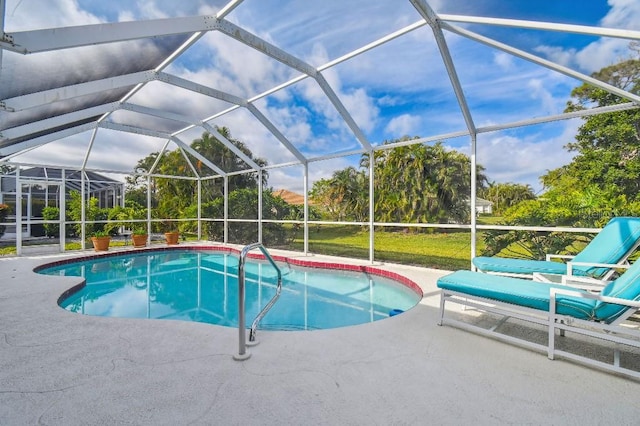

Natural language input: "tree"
[481,51,640,259]
[42,206,60,238]
[66,191,110,237]
[311,138,488,224]
[310,167,369,222]
[184,188,298,246]
[552,57,640,201]
[191,128,268,201]
[309,178,342,219]
[481,182,536,215]
[0,164,15,174]
[127,127,269,229]
[370,140,487,224]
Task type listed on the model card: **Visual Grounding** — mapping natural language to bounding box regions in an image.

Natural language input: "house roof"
[2,166,121,193]
[273,189,307,205]
[476,198,493,206]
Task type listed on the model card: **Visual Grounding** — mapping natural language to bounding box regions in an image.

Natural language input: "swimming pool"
[37,248,422,331]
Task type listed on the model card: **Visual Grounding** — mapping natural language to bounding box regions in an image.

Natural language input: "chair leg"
[548,317,556,360]
[437,292,446,326]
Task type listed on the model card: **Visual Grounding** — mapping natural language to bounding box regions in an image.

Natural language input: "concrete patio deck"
[2,245,640,425]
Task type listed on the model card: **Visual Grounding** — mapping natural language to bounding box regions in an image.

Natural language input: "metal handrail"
[233,242,282,361]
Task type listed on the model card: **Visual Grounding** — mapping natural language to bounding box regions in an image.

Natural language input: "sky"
[2,0,640,195]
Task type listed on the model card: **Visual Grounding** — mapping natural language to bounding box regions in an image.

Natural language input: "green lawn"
[287,225,481,271]
[1,226,483,271]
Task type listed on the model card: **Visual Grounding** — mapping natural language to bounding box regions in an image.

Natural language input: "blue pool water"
[38,250,421,331]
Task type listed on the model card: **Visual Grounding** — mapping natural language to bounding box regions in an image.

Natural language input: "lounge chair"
[437,261,640,378]
[473,216,640,281]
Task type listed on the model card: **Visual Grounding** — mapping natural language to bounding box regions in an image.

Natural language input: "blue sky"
[4,0,640,194]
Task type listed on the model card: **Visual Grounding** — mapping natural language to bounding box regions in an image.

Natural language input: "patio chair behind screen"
[472,216,640,279]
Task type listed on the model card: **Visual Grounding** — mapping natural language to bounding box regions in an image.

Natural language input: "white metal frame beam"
[444,22,640,105]
[440,14,640,41]
[314,73,372,151]
[170,136,226,178]
[216,19,317,77]
[0,71,155,112]
[98,121,171,139]
[0,0,5,76]
[156,72,246,106]
[216,0,245,19]
[1,16,219,54]
[156,71,306,165]
[217,19,372,151]
[199,122,262,171]
[0,102,119,141]
[0,122,96,157]
[244,104,308,164]
[119,105,261,174]
[120,103,200,126]
[410,0,477,135]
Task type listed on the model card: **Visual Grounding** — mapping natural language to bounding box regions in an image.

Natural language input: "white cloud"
[339,88,379,134]
[385,114,422,137]
[534,0,640,74]
[527,78,563,115]
[573,38,634,72]
[2,0,625,198]
[532,45,576,68]
[5,0,103,30]
[601,0,640,28]
[494,52,515,70]
[472,120,581,193]
[12,130,169,175]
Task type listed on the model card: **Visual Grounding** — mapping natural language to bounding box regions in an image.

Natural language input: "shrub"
[42,206,60,238]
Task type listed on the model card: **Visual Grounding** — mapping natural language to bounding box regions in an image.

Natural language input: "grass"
[0,246,16,256]
[477,215,504,225]
[2,226,484,271]
[287,225,483,271]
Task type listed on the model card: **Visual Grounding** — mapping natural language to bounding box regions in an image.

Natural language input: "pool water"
[39,250,421,331]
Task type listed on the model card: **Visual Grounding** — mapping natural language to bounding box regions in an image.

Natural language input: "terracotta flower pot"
[164,232,179,245]
[91,236,111,252]
[132,234,148,248]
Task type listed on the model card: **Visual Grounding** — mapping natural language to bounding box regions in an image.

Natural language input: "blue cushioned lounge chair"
[473,216,640,281]
[437,261,640,378]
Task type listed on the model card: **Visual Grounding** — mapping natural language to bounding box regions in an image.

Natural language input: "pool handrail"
[233,242,283,361]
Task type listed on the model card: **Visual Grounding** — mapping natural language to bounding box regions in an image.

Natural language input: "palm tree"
[191,128,268,202]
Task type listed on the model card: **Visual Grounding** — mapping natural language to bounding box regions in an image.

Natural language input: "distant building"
[0,167,124,239]
[475,197,493,215]
[273,189,312,205]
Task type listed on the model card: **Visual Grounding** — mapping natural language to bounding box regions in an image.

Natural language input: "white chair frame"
[438,287,640,379]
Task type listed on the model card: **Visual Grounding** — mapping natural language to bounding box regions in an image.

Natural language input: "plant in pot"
[160,218,180,245]
[164,229,180,245]
[90,230,111,252]
[131,227,148,248]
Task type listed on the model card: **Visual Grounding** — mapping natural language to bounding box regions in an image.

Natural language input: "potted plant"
[90,230,111,251]
[131,228,148,248]
[164,230,180,245]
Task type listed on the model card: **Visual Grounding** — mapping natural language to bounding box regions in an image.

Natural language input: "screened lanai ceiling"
[1,0,640,189]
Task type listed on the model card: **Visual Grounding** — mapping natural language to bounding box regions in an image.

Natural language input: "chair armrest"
[545,254,575,262]
[565,261,630,276]
[560,275,607,291]
[550,287,640,309]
